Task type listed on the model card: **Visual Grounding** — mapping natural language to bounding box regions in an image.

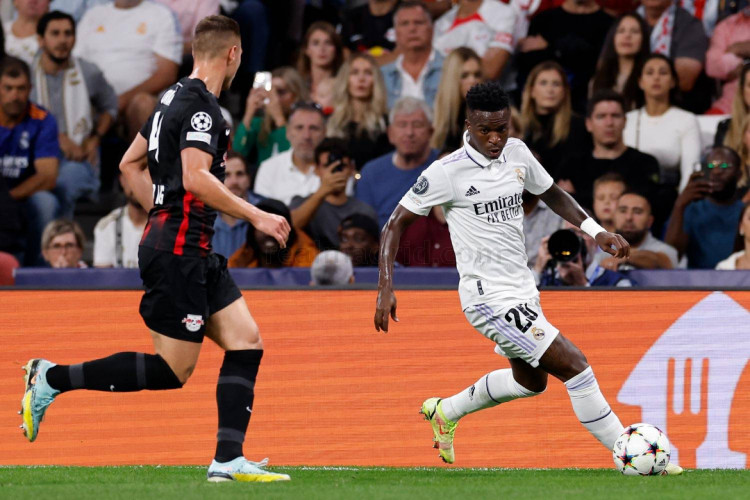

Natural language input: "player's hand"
[319,162,348,195]
[595,231,630,258]
[374,288,398,333]
[253,211,291,249]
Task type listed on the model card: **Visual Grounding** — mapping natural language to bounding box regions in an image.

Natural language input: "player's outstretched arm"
[120,134,154,212]
[539,183,630,259]
[375,205,420,333]
[181,147,290,248]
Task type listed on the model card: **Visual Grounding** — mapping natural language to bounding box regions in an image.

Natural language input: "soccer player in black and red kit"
[20,16,292,482]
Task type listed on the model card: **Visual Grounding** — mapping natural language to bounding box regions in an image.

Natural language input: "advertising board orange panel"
[0,290,748,468]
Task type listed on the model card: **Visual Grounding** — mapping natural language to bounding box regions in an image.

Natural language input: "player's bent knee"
[520,379,547,394]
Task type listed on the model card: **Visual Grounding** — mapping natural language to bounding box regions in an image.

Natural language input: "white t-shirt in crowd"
[433,0,516,57]
[74,1,182,95]
[399,133,554,310]
[715,250,746,270]
[254,149,321,206]
[3,21,39,64]
[623,106,701,192]
[93,206,146,268]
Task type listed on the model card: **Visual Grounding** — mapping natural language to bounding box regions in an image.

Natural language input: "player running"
[20,16,292,482]
[373,82,682,475]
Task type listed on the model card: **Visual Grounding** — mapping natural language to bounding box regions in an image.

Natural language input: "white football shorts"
[464,298,559,368]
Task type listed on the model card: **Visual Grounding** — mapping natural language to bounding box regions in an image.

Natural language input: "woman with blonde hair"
[430,47,482,153]
[296,21,345,96]
[234,66,309,164]
[716,63,750,151]
[521,61,588,177]
[327,52,391,169]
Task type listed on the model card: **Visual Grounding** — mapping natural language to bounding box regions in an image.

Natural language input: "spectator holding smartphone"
[290,138,377,250]
[234,67,309,165]
[665,146,745,268]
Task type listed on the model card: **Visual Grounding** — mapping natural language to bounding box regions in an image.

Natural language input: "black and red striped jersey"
[138,78,230,257]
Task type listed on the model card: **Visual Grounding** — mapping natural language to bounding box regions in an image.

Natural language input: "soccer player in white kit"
[373,82,682,474]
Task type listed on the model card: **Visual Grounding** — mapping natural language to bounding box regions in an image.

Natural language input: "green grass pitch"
[0,466,747,499]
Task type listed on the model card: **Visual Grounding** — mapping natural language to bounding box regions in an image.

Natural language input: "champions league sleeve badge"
[412,176,429,195]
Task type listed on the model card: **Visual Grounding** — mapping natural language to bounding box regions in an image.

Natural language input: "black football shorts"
[138,246,242,342]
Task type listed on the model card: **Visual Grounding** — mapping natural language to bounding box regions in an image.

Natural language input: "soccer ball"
[612,423,671,475]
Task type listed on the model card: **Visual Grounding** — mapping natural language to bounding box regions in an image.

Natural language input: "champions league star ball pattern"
[612,423,671,475]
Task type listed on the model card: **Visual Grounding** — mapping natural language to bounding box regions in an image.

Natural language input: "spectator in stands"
[595,191,678,270]
[716,203,750,269]
[3,0,48,64]
[92,172,146,268]
[636,0,707,95]
[312,76,335,116]
[523,189,565,270]
[340,0,398,64]
[290,138,377,250]
[624,54,701,192]
[41,218,86,268]
[327,52,391,170]
[254,102,326,206]
[381,1,443,110]
[338,212,380,267]
[430,47,482,154]
[534,222,633,286]
[590,13,650,111]
[716,63,750,147]
[31,11,117,218]
[518,0,613,113]
[706,13,750,115]
[234,66,308,165]
[737,116,750,198]
[397,205,455,267]
[665,146,745,269]
[592,172,627,233]
[559,90,660,210]
[49,0,110,22]
[432,0,516,81]
[310,249,355,285]
[520,61,590,179]
[229,198,318,268]
[356,96,439,228]
[154,0,219,59]
[0,56,60,266]
[74,0,181,138]
[212,152,263,260]
[296,21,344,97]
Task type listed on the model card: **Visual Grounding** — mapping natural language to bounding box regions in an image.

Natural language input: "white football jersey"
[399,133,553,310]
[432,0,516,57]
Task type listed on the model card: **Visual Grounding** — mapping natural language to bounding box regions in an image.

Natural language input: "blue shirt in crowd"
[683,198,744,269]
[0,103,60,190]
[212,192,263,259]
[355,149,440,228]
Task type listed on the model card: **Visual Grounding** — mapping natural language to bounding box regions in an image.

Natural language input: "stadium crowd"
[1,0,750,285]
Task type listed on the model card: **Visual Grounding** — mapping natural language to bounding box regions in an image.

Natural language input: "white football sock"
[441,368,541,422]
[564,367,625,449]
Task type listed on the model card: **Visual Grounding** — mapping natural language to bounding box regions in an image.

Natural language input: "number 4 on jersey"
[148,111,164,162]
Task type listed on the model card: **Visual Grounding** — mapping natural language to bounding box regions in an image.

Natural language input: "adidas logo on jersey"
[465,186,480,197]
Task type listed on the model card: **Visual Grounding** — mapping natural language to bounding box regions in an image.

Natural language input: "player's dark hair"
[586,89,625,118]
[465,82,510,113]
[193,15,241,58]
[0,56,30,81]
[314,138,349,166]
[246,198,298,267]
[393,1,432,23]
[37,10,75,37]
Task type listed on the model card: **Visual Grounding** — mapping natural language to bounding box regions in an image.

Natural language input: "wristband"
[580,217,606,239]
